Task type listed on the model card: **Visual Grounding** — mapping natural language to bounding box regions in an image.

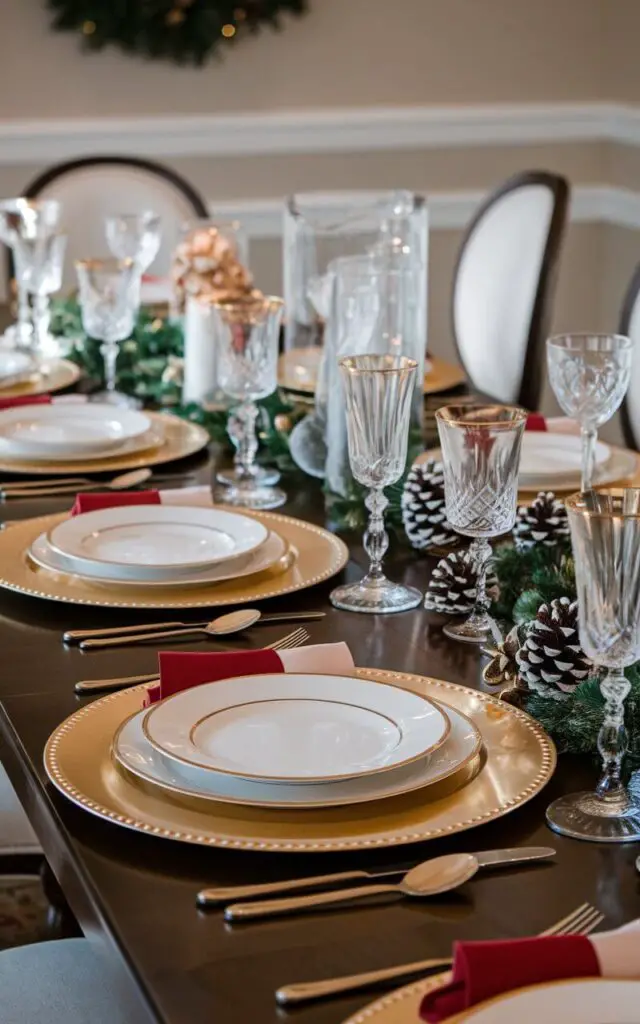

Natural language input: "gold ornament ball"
[274,414,292,434]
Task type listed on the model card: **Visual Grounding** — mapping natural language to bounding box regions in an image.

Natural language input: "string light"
[82,20,96,34]
[165,8,186,25]
[221,23,236,37]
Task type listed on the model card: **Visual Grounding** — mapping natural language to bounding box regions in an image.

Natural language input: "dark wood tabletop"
[1,449,639,1024]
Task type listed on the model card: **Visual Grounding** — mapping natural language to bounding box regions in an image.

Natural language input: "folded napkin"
[144,643,355,705]
[71,485,213,516]
[0,394,51,410]
[525,414,579,435]
[420,919,640,1022]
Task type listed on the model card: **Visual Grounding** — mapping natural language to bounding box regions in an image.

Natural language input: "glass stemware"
[13,233,67,356]
[75,258,141,406]
[0,198,61,349]
[105,212,162,273]
[329,354,422,614]
[546,334,634,490]
[213,296,285,510]
[435,404,527,643]
[546,490,640,842]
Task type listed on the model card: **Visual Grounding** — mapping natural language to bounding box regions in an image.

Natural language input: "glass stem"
[595,668,631,806]
[100,341,119,393]
[466,538,493,631]
[32,294,50,354]
[228,401,259,482]
[363,487,389,582]
[16,282,32,350]
[581,426,598,491]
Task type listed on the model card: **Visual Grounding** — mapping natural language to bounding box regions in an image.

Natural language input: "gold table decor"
[0,510,349,609]
[44,669,556,852]
[278,350,466,398]
[0,358,81,399]
[343,972,450,1024]
[0,411,209,476]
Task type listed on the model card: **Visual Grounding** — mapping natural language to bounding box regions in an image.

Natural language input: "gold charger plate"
[0,509,348,608]
[0,411,209,476]
[44,670,555,852]
[344,972,450,1024]
[0,358,81,399]
[278,350,466,397]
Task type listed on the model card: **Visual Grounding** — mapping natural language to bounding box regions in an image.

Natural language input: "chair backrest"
[451,171,570,410]
[15,155,208,290]
[618,262,640,450]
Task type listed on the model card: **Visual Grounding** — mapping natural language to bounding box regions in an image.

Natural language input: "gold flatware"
[1,467,157,500]
[225,854,480,922]
[0,470,194,493]
[196,847,556,906]
[65,610,325,645]
[275,902,605,1006]
[74,627,310,694]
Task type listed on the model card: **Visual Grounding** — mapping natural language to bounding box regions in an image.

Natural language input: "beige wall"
[0,0,613,119]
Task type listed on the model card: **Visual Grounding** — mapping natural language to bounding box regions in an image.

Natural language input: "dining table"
[0,443,639,1024]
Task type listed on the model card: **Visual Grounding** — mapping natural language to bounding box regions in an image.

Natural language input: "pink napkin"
[71,486,212,516]
[420,919,640,1021]
[0,394,51,410]
[144,643,355,705]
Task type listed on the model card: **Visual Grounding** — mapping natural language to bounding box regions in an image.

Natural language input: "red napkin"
[420,935,600,1022]
[71,491,161,516]
[0,394,51,411]
[144,649,285,705]
[525,413,547,431]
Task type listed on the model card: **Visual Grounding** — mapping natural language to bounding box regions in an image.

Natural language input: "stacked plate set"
[519,431,638,491]
[0,348,80,399]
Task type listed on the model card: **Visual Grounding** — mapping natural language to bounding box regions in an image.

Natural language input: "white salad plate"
[28,527,287,588]
[0,350,35,388]
[114,698,479,809]
[46,505,270,581]
[142,673,451,784]
[519,433,609,484]
[0,404,152,458]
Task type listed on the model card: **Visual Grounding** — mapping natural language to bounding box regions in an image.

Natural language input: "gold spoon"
[1,467,154,499]
[79,608,264,650]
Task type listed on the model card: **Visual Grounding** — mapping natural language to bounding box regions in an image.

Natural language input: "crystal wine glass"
[329,354,422,614]
[214,296,285,510]
[75,258,141,406]
[435,404,527,643]
[546,489,640,842]
[546,334,634,490]
[13,232,67,356]
[105,212,162,273]
[0,198,61,349]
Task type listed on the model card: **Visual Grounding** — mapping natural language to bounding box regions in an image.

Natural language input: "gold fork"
[275,902,605,1006]
[74,626,310,694]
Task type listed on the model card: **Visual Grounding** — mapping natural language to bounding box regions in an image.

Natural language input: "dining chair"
[451,170,570,410]
[0,938,128,1023]
[0,762,41,865]
[6,154,209,292]
[618,261,640,450]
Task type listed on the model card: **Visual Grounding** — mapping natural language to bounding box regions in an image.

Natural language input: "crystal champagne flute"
[0,198,61,349]
[546,489,640,841]
[435,404,527,643]
[105,212,162,273]
[546,334,634,491]
[329,354,422,614]
[14,233,67,356]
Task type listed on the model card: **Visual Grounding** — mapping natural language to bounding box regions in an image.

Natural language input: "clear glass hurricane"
[75,258,141,406]
[0,198,61,350]
[13,232,66,356]
[105,212,162,273]
[329,354,422,614]
[546,490,640,842]
[435,404,527,643]
[214,296,285,510]
[546,333,634,490]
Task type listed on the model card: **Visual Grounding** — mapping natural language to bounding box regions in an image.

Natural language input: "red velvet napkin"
[0,394,51,410]
[144,649,285,704]
[525,413,547,431]
[420,935,600,1022]
[71,491,161,516]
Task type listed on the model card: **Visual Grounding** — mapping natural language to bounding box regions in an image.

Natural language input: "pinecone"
[401,460,458,551]
[424,549,499,615]
[516,596,591,699]
[482,625,522,688]
[513,491,570,550]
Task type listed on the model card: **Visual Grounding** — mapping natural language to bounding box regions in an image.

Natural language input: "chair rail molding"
[0,102,639,162]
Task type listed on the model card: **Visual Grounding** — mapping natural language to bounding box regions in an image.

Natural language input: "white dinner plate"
[28,527,287,588]
[0,404,152,458]
[0,350,35,388]
[143,673,451,784]
[447,977,640,1023]
[519,433,609,483]
[114,698,480,809]
[47,505,269,581]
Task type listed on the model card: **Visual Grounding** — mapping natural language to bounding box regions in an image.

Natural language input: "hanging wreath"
[48,0,308,66]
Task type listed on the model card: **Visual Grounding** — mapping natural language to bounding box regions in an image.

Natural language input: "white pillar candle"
[182,296,218,405]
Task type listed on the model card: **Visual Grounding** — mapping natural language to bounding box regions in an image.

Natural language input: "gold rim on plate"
[0,358,81,399]
[0,411,209,476]
[343,972,451,1024]
[0,509,349,608]
[278,350,466,397]
[44,669,556,852]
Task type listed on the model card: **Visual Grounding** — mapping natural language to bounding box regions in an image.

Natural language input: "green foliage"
[48,0,307,66]
[490,541,574,621]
